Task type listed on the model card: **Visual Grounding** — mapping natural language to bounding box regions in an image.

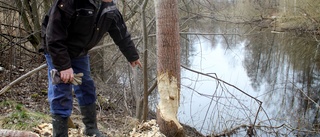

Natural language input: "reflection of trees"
[180,34,192,67]
[180,20,218,67]
[180,0,320,135]
[244,29,320,135]
[282,34,320,134]
[244,32,278,90]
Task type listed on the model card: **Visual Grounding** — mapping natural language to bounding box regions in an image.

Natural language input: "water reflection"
[179,21,320,136]
[244,31,320,136]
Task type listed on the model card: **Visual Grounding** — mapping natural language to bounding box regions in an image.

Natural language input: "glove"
[50,69,84,85]
[72,73,84,85]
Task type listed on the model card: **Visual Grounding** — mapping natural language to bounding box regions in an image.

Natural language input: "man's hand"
[130,60,142,68]
[60,68,74,83]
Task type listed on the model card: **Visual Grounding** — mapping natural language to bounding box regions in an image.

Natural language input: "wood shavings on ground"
[33,119,165,137]
[33,123,83,137]
[130,120,165,137]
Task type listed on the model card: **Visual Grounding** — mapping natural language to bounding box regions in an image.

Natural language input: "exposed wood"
[154,0,184,136]
[156,73,184,137]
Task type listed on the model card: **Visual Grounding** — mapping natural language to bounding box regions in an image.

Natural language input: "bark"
[0,129,39,137]
[155,0,184,136]
[141,0,149,122]
[29,0,41,48]
[133,67,143,120]
[14,0,39,49]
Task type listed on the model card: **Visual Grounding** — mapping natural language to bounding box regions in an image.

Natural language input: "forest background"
[1,0,320,136]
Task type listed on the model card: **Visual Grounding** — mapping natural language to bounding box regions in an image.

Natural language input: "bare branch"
[292,82,320,109]
[0,64,47,95]
[181,64,262,103]
[0,40,126,96]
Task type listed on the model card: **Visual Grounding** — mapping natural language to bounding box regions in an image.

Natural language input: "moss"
[31,93,39,98]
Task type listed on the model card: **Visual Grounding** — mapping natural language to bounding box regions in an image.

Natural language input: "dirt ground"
[0,70,205,137]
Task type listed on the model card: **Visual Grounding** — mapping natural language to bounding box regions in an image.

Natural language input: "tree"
[0,0,52,87]
[154,0,184,136]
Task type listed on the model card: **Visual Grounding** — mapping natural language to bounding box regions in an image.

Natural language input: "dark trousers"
[45,54,96,117]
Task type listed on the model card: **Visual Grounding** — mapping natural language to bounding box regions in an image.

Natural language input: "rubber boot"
[80,103,105,137]
[52,115,68,137]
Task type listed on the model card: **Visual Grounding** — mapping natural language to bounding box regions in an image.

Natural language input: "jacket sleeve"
[107,9,139,62]
[46,0,74,71]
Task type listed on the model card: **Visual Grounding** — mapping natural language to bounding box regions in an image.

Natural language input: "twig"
[181,64,262,103]
[139,81,157,106]
[212,123,319,137]
[0,40,124,96]
[180,32,240,36]
[292,82,320,109]
[181,64,265,135]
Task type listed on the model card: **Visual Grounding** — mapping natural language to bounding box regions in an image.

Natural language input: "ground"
[0,70,205,137]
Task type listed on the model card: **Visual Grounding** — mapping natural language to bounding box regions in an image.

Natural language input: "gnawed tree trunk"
[156,73,184,137]
[155,0,184,136]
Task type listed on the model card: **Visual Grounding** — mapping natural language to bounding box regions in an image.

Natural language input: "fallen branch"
[181,64,266,135]
[181,64,262,103]
[213,123,319,137]
[0,64,47,96]
[292,82,320,109]
[0,129,39,137]
[0,41,119,96]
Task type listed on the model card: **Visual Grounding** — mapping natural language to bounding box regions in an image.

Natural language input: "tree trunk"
[14,0,39,49]
[141,0,149,122]
[154,0,184,136]
[29,0,41,49]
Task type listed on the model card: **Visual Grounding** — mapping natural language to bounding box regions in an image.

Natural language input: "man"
[41,0,142,136]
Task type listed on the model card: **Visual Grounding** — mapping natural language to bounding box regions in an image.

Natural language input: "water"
[179,34,260,135]
[144,0,320,136]
[178,22,320,136]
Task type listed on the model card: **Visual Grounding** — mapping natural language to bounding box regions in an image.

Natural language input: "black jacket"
[41,0,139,71]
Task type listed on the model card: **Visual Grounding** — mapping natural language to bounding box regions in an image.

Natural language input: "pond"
[178,19,320,136]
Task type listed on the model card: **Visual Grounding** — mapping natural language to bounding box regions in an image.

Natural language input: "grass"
[0,100,51,131]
